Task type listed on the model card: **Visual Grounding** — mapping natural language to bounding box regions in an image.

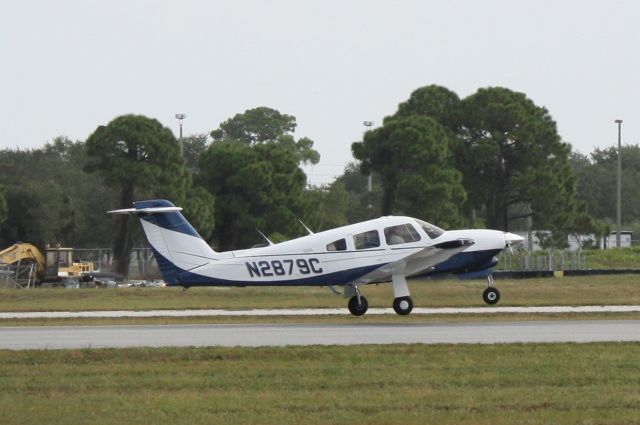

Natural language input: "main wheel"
[483,287,500,305]
[393,296,414,315]
[348,295,369,316]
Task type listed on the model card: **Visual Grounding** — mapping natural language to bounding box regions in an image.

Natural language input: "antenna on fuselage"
[256,230,274,246]
[298,219,314,235]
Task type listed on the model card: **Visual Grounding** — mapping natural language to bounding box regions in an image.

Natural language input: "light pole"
[175,113,186,154]
[363,121,373,192]
[615,119,623,248]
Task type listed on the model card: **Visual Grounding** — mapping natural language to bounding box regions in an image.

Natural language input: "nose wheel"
[346,284,369,316]
[482,275,500,305]
[483,287,500,304]
[348,294,369,316]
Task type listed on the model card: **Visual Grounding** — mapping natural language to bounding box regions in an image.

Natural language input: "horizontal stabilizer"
[108,206,183,215]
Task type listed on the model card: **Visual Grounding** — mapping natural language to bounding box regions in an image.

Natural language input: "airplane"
[109,199,524,316]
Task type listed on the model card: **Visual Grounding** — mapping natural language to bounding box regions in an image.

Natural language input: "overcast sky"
[1,0,638,185]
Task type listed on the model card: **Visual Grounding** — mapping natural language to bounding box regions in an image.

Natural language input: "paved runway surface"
[3,305,640,318]
[2,320,640,350]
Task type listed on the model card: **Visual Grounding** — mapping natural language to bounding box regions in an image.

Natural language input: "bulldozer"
[0,242,96,288]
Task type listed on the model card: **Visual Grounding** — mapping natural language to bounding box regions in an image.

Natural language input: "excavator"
[0,242,96,287]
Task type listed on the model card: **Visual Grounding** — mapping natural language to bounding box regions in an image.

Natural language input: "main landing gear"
[391,274,413,315]
[482,274,500,305]
[345,274,415,317]
[393,296,414,315]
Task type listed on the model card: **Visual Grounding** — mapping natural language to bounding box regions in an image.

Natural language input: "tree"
[211,107,320,165]
[395,84,461,132]
[458,87,581,232]
[303,183,350,231]
[199,107,320,250]
[85,115,188,276]
[303,162,382,232]
[181,134,210,172]
[211,107,297,144]
[331,162,383,223]
[571,145,640,245]
[0,138,118,248]
[352,115,466,228]
[199,141,310,250]
[0,185,7,227]
[573,145,640,223]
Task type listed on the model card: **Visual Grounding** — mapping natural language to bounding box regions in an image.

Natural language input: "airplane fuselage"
[112,199,523,316]
[141,214,508,288]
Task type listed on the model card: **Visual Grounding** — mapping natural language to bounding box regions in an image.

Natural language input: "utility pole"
[363,121,373,192]
[615,119,623,248]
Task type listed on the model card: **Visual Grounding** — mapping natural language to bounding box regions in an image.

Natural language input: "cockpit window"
[416,219,445,239]
[384,224,421,245]
[326,238,347,251]
[353,230,380,250]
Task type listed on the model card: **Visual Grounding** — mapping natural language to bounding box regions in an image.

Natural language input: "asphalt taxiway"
[1,320,639,350]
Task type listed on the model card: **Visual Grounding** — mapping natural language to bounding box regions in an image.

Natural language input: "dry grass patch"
[2,275,640,313]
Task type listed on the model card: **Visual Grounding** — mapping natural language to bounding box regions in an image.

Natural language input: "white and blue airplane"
[109,199,524,316]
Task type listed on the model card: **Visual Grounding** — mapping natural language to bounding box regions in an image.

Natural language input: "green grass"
[2,275,640,313]
[1,344,640,424]
[584,247,640,269]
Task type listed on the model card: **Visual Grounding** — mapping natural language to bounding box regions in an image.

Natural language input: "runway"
[3,305,640,318]
[2,320,640,350]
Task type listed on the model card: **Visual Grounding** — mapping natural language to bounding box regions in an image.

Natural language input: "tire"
[483,287,500,305]
[348,295,369,316]
[393,296,414,315]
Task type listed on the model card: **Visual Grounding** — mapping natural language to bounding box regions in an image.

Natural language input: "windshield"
[415,219,445,239]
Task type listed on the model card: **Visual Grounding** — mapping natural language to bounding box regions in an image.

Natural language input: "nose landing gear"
[482,275,500,305]
[347,285,369,316]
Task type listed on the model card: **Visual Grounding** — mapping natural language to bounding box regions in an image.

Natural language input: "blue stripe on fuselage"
[149,247,386,287]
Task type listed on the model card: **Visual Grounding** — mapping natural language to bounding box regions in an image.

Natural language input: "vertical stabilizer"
[108,199,216,285]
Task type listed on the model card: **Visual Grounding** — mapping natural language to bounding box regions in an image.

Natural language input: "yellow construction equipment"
[0,243,45,273]
[0,242,96,287]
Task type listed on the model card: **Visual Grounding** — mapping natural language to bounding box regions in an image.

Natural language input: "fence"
[70,248,156,276]
[498,250,587,272]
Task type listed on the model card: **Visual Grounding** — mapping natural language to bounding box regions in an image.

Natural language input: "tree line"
[0,86,636,275]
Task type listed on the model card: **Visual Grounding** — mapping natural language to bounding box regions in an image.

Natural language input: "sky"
[1,0,639,185]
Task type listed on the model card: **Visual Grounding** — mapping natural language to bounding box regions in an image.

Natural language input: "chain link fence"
[498,250,587,272]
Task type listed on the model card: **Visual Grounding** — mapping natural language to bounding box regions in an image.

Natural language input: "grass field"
[1,344,640,425]
[3,275,640,424]
[584,247,640,269]
[2,275,640,312]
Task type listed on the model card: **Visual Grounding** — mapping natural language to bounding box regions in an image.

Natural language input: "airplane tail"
[108,199,216,285]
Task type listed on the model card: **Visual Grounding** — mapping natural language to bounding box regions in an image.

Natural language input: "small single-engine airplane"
[109,199,523,316]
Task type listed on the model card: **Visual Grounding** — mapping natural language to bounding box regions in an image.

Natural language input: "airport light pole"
[175,113,186,154]
[363,121,373,193]
[615,119,623,248]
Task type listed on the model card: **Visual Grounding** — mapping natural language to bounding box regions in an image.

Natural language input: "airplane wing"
[351,238,474,285]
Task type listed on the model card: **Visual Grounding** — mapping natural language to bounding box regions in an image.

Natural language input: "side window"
[384,224,422,245]
[326,238,347,251]
[353,230,380,250]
